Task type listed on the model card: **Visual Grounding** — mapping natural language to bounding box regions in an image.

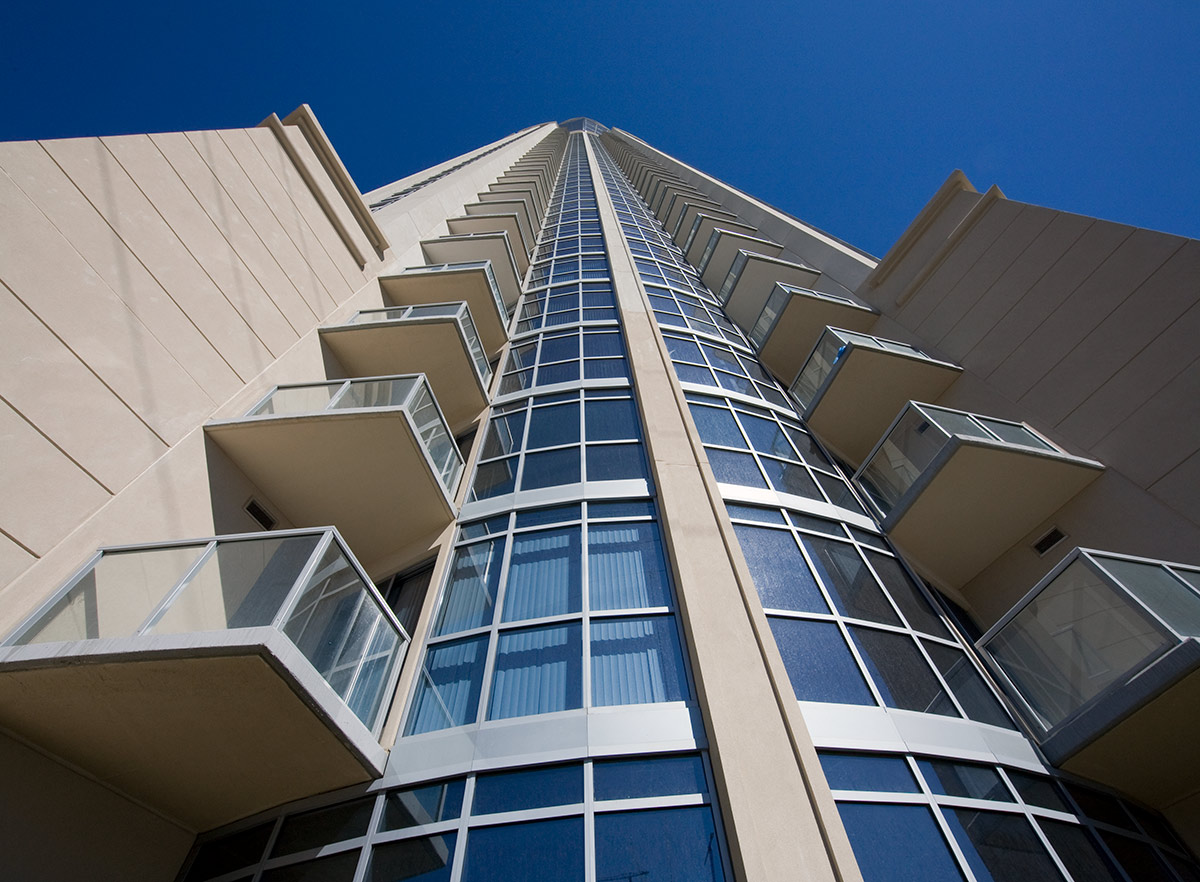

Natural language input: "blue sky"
[3,0,1197,257]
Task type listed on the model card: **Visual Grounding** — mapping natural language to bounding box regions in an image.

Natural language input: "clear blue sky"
[3,0,1197,257]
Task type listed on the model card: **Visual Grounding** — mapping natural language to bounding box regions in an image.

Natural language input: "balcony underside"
[885,442,1103,589]
[699,232,783,293]
[420,236,521,309]
[723,256,821,334]
[758,297,876,384]
[206,411,453,565]
[683,217,758,268]
[379,270,507,357]
[807,349,961,467]
[320,322,486,433]
[0,630,385,831]
[449,212,532,264]
[1050,639,1200,810]
[673,204,734,247]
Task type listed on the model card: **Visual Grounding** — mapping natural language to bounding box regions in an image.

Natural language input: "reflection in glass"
[461,818,584,882]
[488,624,582,719]
[591,616,688,705]
[368,834,456,882]
[472,764,583,815]
[406,635,489,734]
[944,809,1064,881]
[594,754,707,801]
[595,807,724,882]
[838,803,964,882]
[382,780,465,831]
[767,617,873,705]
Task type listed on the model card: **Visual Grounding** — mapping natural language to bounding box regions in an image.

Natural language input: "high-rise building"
[1,110,1198,882]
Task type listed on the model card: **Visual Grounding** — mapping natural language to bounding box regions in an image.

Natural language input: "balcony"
[716,252,822,335]
[683,215,758,266]
[420,232,522,310]
[206,376,463,563]
[696,229,783,293]
[751,284,878,383]
[0,529,403,830]
[449,211,533,265]
[378,262,509,357]
[980,549,1200,809]
[664,193,719,238]
[475,189,539,233]
[792,328,962,467]
[320,303,491,433]
[854,403,1103,588]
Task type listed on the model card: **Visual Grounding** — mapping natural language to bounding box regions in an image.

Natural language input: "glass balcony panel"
[151,535,321,635]
[407,381,463,491]
[985,559,1175,729]
[749,283,788,347]
[251,384,341,416]
[857,408,949,514]
[975,417,1055,451]
[16,545,208,644]
[333,378,417,410]
[791,331,843,410]
[921,406,991,441]
[1097,558,1200,637]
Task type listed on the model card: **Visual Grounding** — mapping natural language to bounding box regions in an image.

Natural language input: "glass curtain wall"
[591,134,1200,882]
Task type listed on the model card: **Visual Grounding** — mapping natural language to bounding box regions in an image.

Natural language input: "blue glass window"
[407,635,490,734]
[733,524,829,613]
[367,834,456,882]
[838,803,965,882]
[472,764,584,815]
[767,617,873,705]
[525,402,579,449]
[848,626,957,716]
[501,527,581,622]
[707,449,767,487]
[585,397,639,441]
[591,616,688,705]
[594,754,708,801]
[944,809,1065,881]
[595,807,725,882]
[520,448,580,489]
[818,752,920,793]
[488,623,582,719]
[918,760,1012,802]
[382,780,465,830]
[804,537,900,626]
[689,404,746,448]
[585,443,646,481]
[588,522,670,609]
[461,818,584,882]
[435,537,505,636]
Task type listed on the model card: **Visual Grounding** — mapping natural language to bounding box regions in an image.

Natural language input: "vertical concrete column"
[584,136,863,882]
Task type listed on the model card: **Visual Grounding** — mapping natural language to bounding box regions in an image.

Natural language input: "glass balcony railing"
[749,284,869,349]
[856,402,1057,517]
[980,549,1200,735]
[395,261,507,321]
[346,302,491,388]
[790,327,950,411]
[5,529,407,733]
[245,376,463,496]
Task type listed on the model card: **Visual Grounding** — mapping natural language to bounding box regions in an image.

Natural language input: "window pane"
[1037,820,1125,882]
[586,398,639,441]
[185,822,273,882]
[368,834,456,882]
[923,641,1015,729]
[591,616,688,706]
[488,623,582,719]
[837,803,965,882]
[1098,831,1177,882]
[733,525,829,613]
[585,443,646,481]
[689,405,747,448]
[589,522,671,610]
[525,402,579,450]
[804,537,901,625]
[260,851,359,882]
[273,798,375,856]
[768,617,874,704]
[594,755,708,801]
[435,538,505,637]
[945,809,1065,881]
[382,780,465,830]
[760,458,822,499]
[918,760,1012,802]
[481,412,526,460]
[520,448,580,490]
[849,627,957,716]
[818,752,920,793]
[866,551,951,637]
[1007,771,1070,813]
[462,818,583,882]
[472,764,583,815]
[595,807,725,882]
[739,413,794,459]
[502,527,581,622]
[406,635,489,734]
[707,448,767,487]
[471,458,517,500]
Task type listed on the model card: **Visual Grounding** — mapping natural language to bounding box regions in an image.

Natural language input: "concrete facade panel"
[0,141,244,404]
[0,401,110,556]
[0,165,214,444]
[0,533,35,589]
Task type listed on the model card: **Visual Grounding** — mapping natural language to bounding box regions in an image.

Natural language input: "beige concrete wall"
[0,729,193,882]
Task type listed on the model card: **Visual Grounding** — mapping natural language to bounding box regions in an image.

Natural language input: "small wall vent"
[1033,527,1066,556]
[245,499,278,530]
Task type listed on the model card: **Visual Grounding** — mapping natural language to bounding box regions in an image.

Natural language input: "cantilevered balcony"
[792,328,962,467]
[206,376,463,562]
[449,211,533,265]
[683,216,759,266]
[0,528,403,830]
[751,283,878,383]
[320,303,491,433]
[716,252,822,335]
[696,229,783,293]
[854,403,1103,588]
[980,549,1200,809]
[420,232,522,310]
[379,262,509,357]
